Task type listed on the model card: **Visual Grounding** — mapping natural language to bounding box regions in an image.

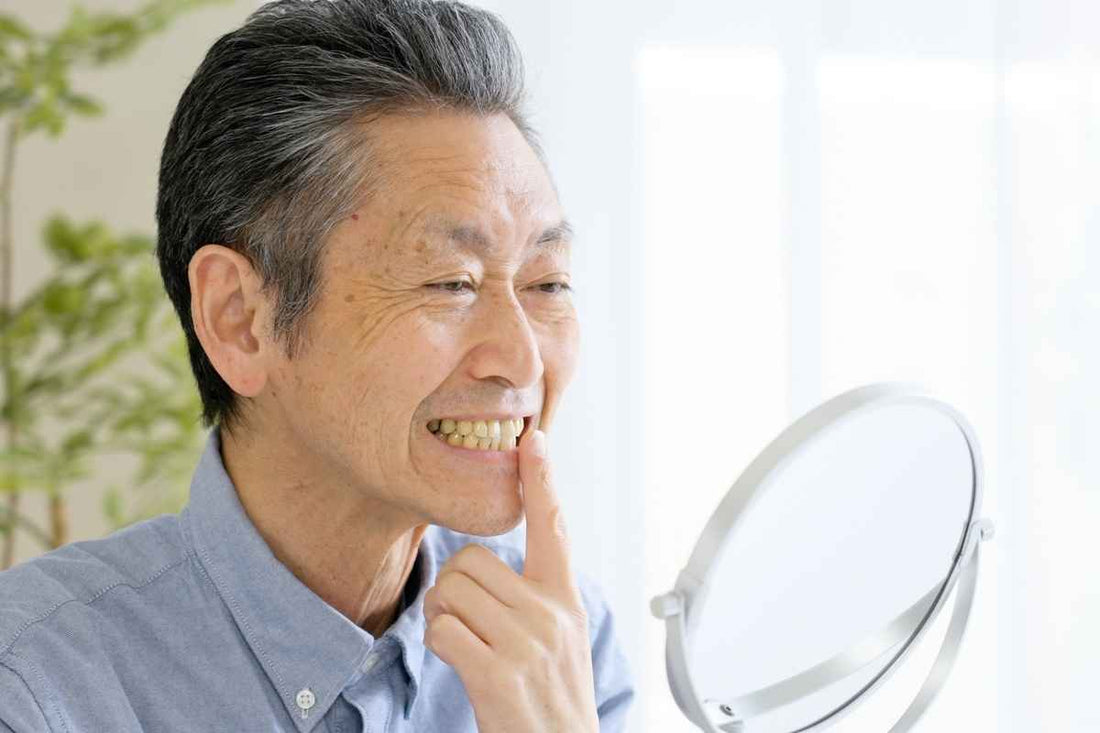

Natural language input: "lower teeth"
[431,429,515,451]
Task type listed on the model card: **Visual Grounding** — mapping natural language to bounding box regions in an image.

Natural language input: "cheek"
[279,297,427,414]
[543,313,580,381]
[346,314,463,416]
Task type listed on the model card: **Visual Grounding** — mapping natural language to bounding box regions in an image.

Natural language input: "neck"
[219,424,428,639]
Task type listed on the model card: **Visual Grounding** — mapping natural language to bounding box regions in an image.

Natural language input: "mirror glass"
[687,402,974,731]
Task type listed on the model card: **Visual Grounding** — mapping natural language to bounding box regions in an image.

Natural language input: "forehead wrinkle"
[407,209,572,261]
[375,162,562,260]
[401,147,547,201]
[410,176,563,252]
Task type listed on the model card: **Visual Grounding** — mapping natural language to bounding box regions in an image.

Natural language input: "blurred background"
[2,0,1096,731]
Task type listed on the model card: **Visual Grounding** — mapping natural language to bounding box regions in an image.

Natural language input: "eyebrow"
[425,216,574,252]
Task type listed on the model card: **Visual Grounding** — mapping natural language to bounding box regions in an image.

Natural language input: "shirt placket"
[343,642,405,733]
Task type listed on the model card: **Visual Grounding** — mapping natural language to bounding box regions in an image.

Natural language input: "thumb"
[519,428,573,591]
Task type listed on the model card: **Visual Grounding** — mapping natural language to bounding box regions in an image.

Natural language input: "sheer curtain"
[632,1,1098,730]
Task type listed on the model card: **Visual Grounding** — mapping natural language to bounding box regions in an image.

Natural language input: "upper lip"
[429,413,534,423]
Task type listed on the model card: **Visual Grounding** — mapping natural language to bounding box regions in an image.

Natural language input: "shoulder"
[0,514,189,656]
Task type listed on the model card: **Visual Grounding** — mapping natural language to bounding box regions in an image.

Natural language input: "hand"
[422,428,599,733]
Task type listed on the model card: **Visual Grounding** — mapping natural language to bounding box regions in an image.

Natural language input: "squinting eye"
[538,282,573,295]
[430,281,476,294]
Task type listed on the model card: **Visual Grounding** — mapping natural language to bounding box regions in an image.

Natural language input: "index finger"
[518,428,574,594]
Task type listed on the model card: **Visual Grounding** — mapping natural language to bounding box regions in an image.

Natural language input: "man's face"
[260,110,578,536]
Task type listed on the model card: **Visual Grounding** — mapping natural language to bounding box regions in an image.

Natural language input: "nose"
[467,285,544,390]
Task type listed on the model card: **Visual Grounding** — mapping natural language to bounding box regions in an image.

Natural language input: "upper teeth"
[427,418,525,451]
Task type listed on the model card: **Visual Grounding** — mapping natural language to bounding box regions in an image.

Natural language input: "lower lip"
[424,425,523,463]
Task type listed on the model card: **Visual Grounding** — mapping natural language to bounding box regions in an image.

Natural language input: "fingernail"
[531,429,546,458]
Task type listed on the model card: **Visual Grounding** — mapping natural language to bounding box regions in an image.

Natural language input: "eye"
[429,280,476,294]
[536,281,573,295]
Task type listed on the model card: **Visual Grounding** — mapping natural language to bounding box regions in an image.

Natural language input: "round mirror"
[651,382,994,732]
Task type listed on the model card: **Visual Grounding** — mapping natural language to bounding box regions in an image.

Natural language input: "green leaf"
[87,16,141,65]
[0,472,24,493]
[78,220,118,260]
[13,62,34,94]
[119,234,153,255]
[70,337,134,385]
[102,486,124,527]
[87,295,127,338]
[0,14,34,41]
[60,91,103,117]
[41,280,85,315]
[3,302,44,353]
[57,383,127,422]
[43,215,92,263]
[0,87,31,114]
[19,371,66,399]
[20,98,66,138]
[60,429,94,455]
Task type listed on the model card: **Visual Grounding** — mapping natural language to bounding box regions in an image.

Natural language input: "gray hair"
[155,0,545,434]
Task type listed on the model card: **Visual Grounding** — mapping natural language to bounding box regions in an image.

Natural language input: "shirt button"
[296,688,316,712]
[363,653,379,672]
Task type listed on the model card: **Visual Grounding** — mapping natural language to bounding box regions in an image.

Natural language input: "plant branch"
[0,502,53,550]
[2,117,20,569]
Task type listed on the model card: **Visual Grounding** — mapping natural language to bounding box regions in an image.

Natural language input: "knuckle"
[548,506,569,544]
[550,611,571,648]
[549,606,586,646]
[531,606,566,651]
[424,612,446,646]
[519,636,559,681]
[522,632,546,661]
[437,569,464,596]
[458,542,494,567]
[486,663,524,696]
[530,601,556,630]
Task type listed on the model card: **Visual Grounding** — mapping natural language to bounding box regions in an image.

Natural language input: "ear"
[188,244,271,398]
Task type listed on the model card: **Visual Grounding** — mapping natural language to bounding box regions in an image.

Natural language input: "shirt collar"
[181,428,433,730]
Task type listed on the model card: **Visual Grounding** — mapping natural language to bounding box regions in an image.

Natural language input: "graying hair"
[155,0,545,434]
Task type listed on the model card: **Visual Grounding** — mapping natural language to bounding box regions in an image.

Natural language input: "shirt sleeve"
[577,572,636,733]
[0,654,52,733]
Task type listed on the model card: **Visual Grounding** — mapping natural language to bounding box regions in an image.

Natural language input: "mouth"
[425,415,531,453]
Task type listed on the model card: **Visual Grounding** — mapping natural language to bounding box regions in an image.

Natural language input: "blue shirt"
[0,429,635,732]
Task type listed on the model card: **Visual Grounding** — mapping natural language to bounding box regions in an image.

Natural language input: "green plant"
[0,0,232,570]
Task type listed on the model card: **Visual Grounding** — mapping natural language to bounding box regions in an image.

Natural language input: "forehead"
[363,110,564,249]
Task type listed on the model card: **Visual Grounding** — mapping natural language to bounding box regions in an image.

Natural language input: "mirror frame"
[650,382,995,732]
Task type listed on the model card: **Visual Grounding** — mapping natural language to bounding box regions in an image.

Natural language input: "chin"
[442,499,525,538]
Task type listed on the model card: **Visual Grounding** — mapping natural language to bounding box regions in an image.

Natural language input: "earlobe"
[188,244,269,398]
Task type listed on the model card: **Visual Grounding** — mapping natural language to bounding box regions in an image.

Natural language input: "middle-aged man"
[0,1,635,731]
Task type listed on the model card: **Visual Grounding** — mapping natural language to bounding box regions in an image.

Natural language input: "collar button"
[296,688,316,717]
